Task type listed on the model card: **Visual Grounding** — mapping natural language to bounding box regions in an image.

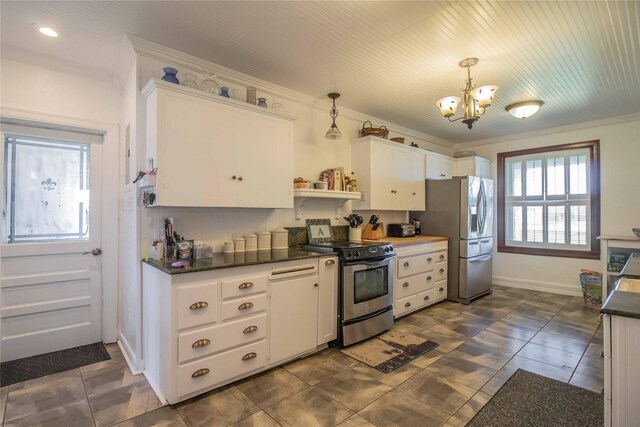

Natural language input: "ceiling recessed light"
[38,27,58,37]
[505,101,544,119]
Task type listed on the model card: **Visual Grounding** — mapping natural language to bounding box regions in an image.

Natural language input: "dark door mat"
[468,369,604,427]
[1,342,111,387]
[341,330,438,373]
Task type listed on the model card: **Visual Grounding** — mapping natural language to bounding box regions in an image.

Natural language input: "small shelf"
[293,189,362,220]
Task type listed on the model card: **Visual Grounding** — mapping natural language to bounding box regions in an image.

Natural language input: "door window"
[4,135,91,243]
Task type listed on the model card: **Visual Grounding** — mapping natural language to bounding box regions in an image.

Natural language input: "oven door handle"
[343,257,393,268]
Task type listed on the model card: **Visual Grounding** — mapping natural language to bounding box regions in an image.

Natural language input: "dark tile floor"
[0,285,603,427]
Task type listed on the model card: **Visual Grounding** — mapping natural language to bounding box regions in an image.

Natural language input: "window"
[4,134,91,243]
[497,140,600,259]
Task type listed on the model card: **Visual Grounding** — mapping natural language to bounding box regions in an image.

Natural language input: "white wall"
[462,117,640,295]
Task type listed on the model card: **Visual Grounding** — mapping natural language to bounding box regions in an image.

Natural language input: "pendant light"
[325,93,342,140]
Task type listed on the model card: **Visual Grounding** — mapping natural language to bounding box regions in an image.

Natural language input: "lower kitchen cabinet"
[141,256,336,404]
[393,241,448,318]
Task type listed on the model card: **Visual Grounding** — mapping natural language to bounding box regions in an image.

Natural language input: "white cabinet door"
[317,257,338,345]
[456,156,491,179]
[145,80,294,208]
[269,274,319,365]
[426,152,455,180]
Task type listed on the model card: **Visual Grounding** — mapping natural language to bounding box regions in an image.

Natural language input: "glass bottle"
[200,72,220,95]
[181,72,198,89]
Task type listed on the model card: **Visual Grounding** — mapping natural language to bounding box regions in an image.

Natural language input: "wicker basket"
[361,121,389,139]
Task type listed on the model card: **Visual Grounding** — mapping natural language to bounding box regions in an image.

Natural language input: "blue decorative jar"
[257,97,268,108]
[220,87,230,98]
[161,67,179,84]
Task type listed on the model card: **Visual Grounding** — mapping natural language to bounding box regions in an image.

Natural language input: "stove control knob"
[346,251,353,258]
[354,251,360,258]
[384,246,390,253]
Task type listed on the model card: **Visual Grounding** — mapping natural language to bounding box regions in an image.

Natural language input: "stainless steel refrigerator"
[411,176,493,304]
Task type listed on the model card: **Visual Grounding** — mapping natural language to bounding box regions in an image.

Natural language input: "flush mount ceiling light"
[436,58,498,129]
[32,23,59,37]
[325,93,342,140]
[506,100,544,119]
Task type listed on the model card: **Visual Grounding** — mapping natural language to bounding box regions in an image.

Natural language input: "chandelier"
[436,58,498,129]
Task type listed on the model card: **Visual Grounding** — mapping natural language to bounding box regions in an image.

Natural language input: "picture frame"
[306,219,334,244]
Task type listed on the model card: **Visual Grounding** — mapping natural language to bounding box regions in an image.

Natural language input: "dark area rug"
[0,342,110,387]
[341,330,438,373]
[468,369,604,427]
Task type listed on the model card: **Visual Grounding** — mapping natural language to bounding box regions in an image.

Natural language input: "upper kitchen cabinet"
[425,151,456,180]
[352,136,425,211]
[143,79,295,208]
[456,156,491,179]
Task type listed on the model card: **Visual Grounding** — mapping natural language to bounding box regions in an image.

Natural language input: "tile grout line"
[79,368,99,427]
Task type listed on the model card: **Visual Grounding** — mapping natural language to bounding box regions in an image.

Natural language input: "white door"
[1,128,103,362]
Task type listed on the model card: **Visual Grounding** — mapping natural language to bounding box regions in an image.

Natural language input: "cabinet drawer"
[434,250,447,263]
[221,275,268,300]
[178,282,218,330]
[178,314,267,363]
[435,263,447,281]
[396,294,418,317]
[221,293,267,321]
[397,253,435,278]
[397,272,436,299]
[435,280,447,301]
[178,340,266,398]
[417,288,436,307]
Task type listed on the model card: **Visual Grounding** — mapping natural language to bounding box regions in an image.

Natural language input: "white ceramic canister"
[271,226,289,250]
[234,236,246,253]
[244,233,258,252]
[223,241,235,254]
[257,228,271,251]
[349,226,362,243]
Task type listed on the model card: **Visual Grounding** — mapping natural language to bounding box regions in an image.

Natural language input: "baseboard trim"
[144,371,168,406]
[493,276,583,297]
[117,335,144,375]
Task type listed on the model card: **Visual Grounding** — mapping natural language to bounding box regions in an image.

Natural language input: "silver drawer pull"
[439,254,445,260]
[192,339,211,348]
[238,302,254,311]
[325,259,335,265]
[402,282,409,288]
[238,282,254,290]
[190,301,208,310]
[439,268,445,273]
[405,302,411,308]
[192,368,210,378]
[439,287,445,292]
[427,276,433,281]
[404,262,410,267]
[243,325,259,334]
[424,295,430,301]
[242,352,257,361]
[427,257,433,262]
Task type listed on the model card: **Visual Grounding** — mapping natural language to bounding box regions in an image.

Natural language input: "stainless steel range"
[302,241,396,347]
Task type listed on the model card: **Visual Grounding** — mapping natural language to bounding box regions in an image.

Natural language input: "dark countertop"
[142,248,334,275]
[620,252,640,278]
[601,288,640,319]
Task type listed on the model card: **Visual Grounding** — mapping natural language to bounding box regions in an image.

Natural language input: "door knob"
[83,248,102,256]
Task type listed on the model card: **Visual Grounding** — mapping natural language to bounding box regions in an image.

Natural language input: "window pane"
[570,154,587,194]
[4,135,90,243]
[570,205,588,245]
[526,206,543,242]
[546,157,565,196]
[525,159,542,196]
[548,206,566,244]
[507,206,523,241]
[507,161,522,197]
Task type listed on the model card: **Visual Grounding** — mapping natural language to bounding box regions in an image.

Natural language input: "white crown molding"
[456,112,640,149]
[126,35,454,149]
[0,43,113,83]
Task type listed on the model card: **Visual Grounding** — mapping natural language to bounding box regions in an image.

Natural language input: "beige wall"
[462,117,640,295]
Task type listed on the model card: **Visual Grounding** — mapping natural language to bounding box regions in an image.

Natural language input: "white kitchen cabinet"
[317,256,338,345]
[142,257,330,404]
[426,152,456,180]
[269,264,319,365]
[394,241,448,318]
[603,313,640,427]
[143,79,294,208]
[351,136,425,211]
[456,156,491,179]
